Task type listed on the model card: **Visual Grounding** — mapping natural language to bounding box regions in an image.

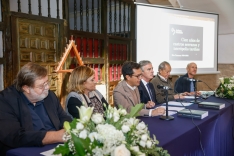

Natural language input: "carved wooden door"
[11,15,64,96]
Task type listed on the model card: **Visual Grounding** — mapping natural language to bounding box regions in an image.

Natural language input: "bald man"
[174,62,201,96]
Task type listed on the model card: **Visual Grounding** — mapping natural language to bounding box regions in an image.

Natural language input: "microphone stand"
[160,89,174,120]
[190,81,201,104]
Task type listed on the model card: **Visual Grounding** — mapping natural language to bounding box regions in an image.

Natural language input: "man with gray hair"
[151,61,184,104]
[0,62,72,155]
[138,60,157,108]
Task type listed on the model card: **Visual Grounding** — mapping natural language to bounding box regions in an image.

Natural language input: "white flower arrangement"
[215,76,234,99]
[54,104,169,156]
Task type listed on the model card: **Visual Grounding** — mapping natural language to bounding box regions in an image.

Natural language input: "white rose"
[88,132,98,142]
[112,144,130,156]
[127,118,139,127]
[146,140,152,148]
[119,109,127,116]
[107,112,113,119]
[79,129,88,139]
[130,146,139,152]
[139,140,146,147]
[136,122,146,130]
[91,113,104,124]
[76,122,84,130]
[141,134,148,141]
[138,153,146,156]
[128,118,134,126]
[121,125,130,133]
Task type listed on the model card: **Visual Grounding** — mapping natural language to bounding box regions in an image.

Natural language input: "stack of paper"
[40,144,63,156]
[40,149,60,156]
[184,96,199,99]
[159,106,185,116]
[162,101,193,107]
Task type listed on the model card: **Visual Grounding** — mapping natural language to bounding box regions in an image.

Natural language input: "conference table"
[140,95,234,156]
[6,96,234,156]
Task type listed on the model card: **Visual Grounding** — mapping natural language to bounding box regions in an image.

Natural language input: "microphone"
[157,85,172,90]
[184,77,202,82]
[157,84,174,120]
[183,77,202,103]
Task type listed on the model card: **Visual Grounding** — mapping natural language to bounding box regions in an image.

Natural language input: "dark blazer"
[138,80,157,105]
[174,73,196,93]
[0,85,72,155]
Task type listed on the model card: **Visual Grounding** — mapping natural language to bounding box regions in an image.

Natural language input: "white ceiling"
[136,0,234,34]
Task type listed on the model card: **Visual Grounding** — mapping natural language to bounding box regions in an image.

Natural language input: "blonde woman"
[65,66,108,118]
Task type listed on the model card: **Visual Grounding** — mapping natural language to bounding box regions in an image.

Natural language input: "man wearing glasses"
[113,61,165,117]
[0,62,72,155]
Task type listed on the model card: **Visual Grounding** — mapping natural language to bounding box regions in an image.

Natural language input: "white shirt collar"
[158,73,167,81]
[126,82,136,90]
[141,79,148,86]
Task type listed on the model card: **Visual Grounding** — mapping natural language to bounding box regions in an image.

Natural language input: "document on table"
[159,106,185,116]
[40,149,59,156]
[162,101,193,107]
[184,96,199,99]
[40,144,63,156]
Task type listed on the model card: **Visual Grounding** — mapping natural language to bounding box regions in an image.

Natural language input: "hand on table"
[174,94,185,99]
[185,91,201,96]
[42,129,66,145]
[146,101,155,108]
[151,107,165,116]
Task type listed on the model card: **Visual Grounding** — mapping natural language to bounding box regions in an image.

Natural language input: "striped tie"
[146,83,153,100]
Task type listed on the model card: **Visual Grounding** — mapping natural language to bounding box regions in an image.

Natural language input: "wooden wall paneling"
[11,13,64,97]
[2,0,13,87]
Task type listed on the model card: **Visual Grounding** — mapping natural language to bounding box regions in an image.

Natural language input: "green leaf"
[64,121,71,132]
[71,133,90,156]
[69,118,78,129]
[53,143,71,156]
[117,105,124,109]
[126,103,144,118]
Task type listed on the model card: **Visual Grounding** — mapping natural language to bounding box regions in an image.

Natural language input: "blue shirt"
[20,93,56,131]
[190,81,194,92]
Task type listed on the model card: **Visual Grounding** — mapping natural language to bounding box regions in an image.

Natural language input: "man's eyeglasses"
[131,74,142,79]
[34,81,50,90]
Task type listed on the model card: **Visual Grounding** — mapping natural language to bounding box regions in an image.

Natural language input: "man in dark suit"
[0,62,72,155]
[138,60,157,109]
